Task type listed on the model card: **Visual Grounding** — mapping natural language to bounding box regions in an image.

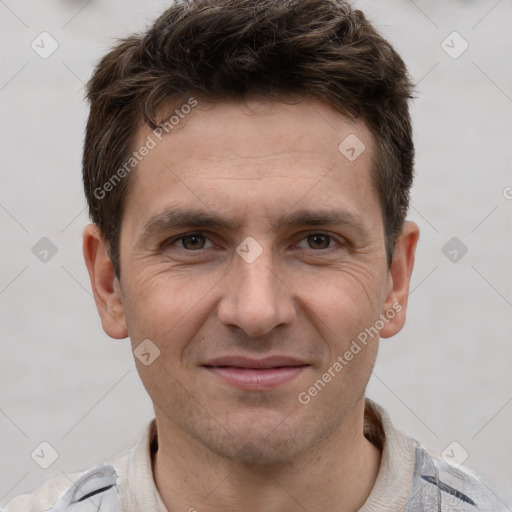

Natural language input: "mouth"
[201,356,310,391]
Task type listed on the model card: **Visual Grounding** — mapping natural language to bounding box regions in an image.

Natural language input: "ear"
[82,224,128,339]
[380,221,420,338]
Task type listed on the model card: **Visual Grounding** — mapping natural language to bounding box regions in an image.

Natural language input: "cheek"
[302,264,386,321]
[304,277,382,393]
[121,274,211,407]
[121,246,388,350]
[122,270,215,351]
[300,268,387,368]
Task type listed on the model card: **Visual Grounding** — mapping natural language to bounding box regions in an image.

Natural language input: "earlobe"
[380,221,420,339]
[82,224,128,339]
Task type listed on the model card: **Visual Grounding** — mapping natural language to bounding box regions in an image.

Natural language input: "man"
[1,0,505,510]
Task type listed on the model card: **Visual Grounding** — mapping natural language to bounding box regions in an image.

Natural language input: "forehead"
[124,99,380,229]
[138,98,374,168]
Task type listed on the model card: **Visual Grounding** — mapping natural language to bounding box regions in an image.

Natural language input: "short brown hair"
[83,0,415,278]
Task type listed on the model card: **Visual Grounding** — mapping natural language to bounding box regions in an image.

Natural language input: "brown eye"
[163,232,216,253]
[306,234,333,250]
[180,234,206,250]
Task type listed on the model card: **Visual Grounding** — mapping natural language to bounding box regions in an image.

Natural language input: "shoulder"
[0,472,79,512]
[1,420,155,512]
[0,459,127,512]
[406,444,509,511]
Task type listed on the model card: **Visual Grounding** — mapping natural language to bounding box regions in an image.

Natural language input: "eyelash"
[163,231,344,252]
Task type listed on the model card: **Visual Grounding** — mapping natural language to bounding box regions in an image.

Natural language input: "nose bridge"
[218,243,294,337]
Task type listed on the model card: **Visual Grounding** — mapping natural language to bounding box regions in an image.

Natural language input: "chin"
[201,412,319,466]
[214,433,302,466]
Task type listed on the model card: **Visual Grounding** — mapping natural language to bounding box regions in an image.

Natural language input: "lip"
[202,355,309,369]
[201,356,310,391]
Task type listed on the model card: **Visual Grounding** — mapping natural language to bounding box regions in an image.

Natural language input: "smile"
[202,356,310,391]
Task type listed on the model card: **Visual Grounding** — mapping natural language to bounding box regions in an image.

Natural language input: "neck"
[153,398,381,512]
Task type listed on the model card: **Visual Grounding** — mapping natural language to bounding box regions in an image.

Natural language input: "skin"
[83,98,419,512]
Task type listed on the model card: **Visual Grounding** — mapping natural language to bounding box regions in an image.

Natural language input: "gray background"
[1,0,511,507]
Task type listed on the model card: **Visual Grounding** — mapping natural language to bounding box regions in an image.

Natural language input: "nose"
[217,248,296,338]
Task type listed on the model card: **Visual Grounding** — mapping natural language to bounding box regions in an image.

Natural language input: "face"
[84,98,418,465]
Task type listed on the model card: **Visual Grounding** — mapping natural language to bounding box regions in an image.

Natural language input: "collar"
[359,398,418,511]
[119,398,417,512]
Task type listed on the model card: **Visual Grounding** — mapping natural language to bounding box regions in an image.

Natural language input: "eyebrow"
[140,205,369,241]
